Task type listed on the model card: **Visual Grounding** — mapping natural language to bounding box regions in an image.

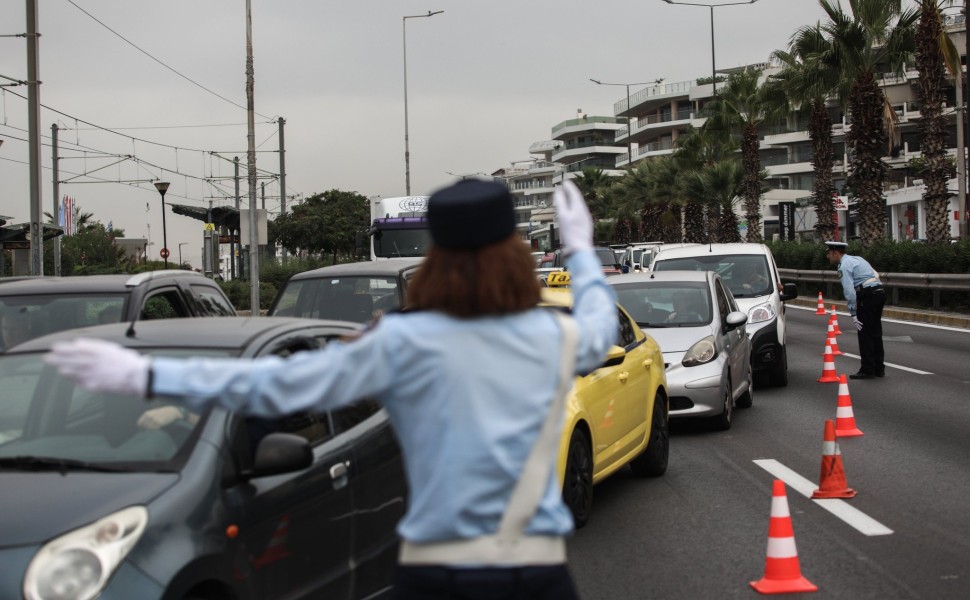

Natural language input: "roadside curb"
[787,298,970,330]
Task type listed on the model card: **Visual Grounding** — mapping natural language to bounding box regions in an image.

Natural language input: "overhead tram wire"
[65,0,276,121]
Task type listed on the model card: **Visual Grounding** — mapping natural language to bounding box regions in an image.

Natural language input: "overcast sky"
[0,0,832,268]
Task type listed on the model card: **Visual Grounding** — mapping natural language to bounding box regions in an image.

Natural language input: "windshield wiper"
[0,455,128,473]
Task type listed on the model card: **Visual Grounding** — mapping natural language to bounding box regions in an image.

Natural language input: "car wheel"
[768,346,789,387]
[630,393,668,478]
[710,383,733,431]
[736,364,753,409]
[562,428,593,529]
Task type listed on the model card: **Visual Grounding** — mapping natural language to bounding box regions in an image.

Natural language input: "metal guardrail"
[778,269,970,309]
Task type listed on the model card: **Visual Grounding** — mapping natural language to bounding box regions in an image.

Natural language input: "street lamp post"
[661,0,759,97]
[178,242,188,267]
[403,10,443,195]
[590,78,664,167]
[153,181,170,268]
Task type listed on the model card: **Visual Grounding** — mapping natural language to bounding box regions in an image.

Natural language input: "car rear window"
[271,276,400,323]
[1,295,128,351]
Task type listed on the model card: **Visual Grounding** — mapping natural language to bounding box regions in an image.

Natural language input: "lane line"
[837,352,933,375]
[789,304,970,333]
[753,459,894,536]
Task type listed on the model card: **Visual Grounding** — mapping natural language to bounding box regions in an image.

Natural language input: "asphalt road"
[567,305,970,600]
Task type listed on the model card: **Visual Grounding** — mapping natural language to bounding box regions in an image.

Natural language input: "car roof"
[653,242,768,261]
[0,271,212,295]
[288,258,423,281]
[6,316,360,354]
[607,270,713,284]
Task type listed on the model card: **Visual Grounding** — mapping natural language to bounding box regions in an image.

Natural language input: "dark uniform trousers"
[857,286,886,375]
[393,565,581,600]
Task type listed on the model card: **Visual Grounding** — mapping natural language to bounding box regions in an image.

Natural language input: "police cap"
[824,241,848,253]
[428,179,516,249]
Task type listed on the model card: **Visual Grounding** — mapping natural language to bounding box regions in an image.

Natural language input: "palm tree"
[914,0,962,245]
[704,68,787,243]
[571,166,614,220]
[673,125,742,243]
[615,158,682,242]
[818,0,918,248]
[772,24,841,242]
[680,160,745,243]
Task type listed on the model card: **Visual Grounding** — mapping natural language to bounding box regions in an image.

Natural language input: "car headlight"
[24,506,148,600]
[748,301,776,324]
[682,335,717,367]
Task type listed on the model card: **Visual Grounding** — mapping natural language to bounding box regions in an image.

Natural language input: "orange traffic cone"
[824,331,842,356]
[829,306,843,335]
[751,479,818,594]
[815,292,826,315]
[834,374,863,437]
[812,420,857,499]
[817,344,839,383]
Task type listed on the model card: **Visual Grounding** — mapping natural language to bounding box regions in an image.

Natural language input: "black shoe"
[849,371,875,380]
[875,370,885,378]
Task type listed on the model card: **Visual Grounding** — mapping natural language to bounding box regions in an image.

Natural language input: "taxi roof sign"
[545,271,571,287]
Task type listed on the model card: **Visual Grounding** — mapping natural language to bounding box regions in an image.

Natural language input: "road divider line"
[753,459,894,536]
[838,352,933,375]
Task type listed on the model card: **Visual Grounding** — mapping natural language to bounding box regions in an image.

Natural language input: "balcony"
[615,79,695,115]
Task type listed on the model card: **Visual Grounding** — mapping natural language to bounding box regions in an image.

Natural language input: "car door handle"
[330,461,350,479]
[642,359,653,368]
[618,371,629,383]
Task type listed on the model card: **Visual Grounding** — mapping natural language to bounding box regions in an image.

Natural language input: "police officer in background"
[825,241,885,379]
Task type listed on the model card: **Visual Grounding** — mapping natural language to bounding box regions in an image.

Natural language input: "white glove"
[44,338,151,398]
[852,316,863,331]
[553,180,593,257]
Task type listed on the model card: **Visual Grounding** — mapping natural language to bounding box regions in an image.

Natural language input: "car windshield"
[0,349,228,470]
[271,276,399,323]
[652,254,772,298]
[595,248,618,267]
[373,228,432,258]
[1,295,128,351]
[613,281,712,327]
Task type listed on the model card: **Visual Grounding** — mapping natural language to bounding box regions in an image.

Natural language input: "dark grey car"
[0,317,406,599]
[269,258,422,323]
[0,271,236,351]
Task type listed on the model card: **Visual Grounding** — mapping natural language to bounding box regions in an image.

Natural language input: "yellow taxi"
[542,273,669,528]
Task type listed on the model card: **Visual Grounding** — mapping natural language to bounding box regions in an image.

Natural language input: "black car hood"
[0,472,178,546]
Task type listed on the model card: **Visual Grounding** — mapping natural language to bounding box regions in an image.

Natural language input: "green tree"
[672,125,741,243]
[772,24,841,241]
[272,189,370,262]
[914,0,962,245]
[704,68,786,243]
[572,167,615,220]
[818,0,917,247]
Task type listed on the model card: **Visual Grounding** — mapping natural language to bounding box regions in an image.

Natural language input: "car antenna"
[125,314,138,338]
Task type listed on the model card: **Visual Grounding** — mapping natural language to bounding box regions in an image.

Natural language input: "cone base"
[815,310,826,315]
[835,427,864,437]
[751,575,819,594]
[812,487,857,499]
[817,374,840,383]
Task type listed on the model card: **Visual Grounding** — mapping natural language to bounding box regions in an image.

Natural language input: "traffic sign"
[160,248,170,259]
[204,222,215,231]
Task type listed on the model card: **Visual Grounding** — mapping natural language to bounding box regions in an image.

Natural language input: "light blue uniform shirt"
[838,254,879,316]
[152,249,618,543]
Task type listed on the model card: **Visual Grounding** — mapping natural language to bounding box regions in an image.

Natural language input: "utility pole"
[26,0,43,275]
[232,156,239,280]
[245,0,260,313]
[51,123,61,275]
[278,116,287,264]
[963,0,969,238]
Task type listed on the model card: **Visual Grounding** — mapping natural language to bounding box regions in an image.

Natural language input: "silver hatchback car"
[609,270,752,430]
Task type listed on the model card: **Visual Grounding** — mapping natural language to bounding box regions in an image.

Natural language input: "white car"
[650,243,798,387]
[610,270,751,430]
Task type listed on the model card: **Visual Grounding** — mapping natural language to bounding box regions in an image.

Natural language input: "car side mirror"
[780,282,798,301]
[725,310,748,331]
[248,432,312,479]
[602,345,627,368]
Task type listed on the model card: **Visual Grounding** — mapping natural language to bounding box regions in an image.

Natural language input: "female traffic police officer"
[46,179,617,599]
[825,240,885,379]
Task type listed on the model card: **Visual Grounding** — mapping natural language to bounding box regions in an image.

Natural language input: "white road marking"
[789,304,970,333]
[753,459,894,536]
[838,352,933,375]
